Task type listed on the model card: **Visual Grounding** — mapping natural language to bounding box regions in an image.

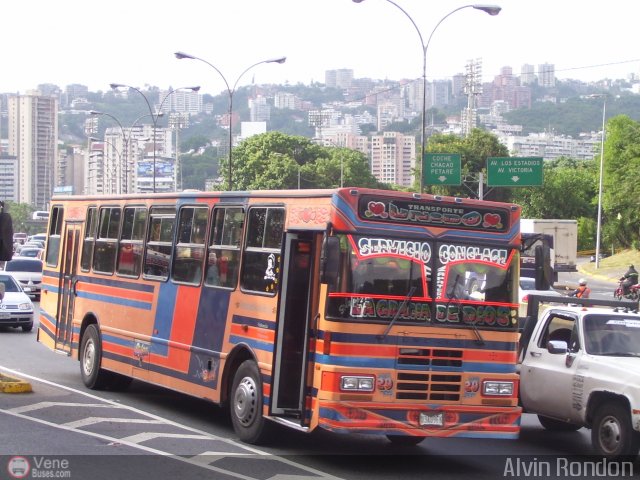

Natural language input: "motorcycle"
[614,277,640,301]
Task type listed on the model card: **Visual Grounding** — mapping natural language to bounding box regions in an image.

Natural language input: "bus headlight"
[340,375,375,392]
[483,381,514,396]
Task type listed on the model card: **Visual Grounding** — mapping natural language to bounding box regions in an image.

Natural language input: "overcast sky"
[2,0,638,95]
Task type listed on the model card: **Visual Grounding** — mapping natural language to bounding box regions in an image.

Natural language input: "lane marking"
[62,417,165,428]
[0,366,344,480]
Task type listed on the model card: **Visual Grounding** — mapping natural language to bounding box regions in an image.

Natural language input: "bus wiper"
[378,286,416,341]
[445,274,484,345]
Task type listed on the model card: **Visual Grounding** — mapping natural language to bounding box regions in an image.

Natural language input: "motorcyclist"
[568,278,591,299]
[622,264,639,295]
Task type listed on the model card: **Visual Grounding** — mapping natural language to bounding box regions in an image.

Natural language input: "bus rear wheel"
[230,360,271,444]
[80,324,110,390]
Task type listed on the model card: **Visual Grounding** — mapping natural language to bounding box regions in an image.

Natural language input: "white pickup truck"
[518,295,640,458]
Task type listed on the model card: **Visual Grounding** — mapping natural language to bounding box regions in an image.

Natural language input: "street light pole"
[591,94,607,269]
[352,1,501,192]
[109,85,199,193]
[174,52,286,191]
[90,110,165,194]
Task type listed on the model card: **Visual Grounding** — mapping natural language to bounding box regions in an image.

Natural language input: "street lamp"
[590,94,608,269]
[109,84,199,193]
[174,52,287,191]
[352,1,501,192]
[90,110,165,194]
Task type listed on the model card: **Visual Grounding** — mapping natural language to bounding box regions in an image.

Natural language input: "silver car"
[2,258,43,301]
[0,273,35,332]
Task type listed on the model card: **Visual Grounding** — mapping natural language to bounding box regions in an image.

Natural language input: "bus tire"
[591,402,640,458]
[80,324,109,390]
[386,435,425,446]
[230,360,271,444]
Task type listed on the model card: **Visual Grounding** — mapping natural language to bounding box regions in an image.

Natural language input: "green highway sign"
[487,157,543,187]
[424,153,461,186]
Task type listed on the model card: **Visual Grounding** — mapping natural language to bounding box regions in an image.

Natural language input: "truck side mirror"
[0,211,14,262]
[534,244,552,290]
[320,236,340,285]
[547,340,568,354]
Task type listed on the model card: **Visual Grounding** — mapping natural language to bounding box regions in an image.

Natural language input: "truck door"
[55,222,82,354]
[520,313,580,421]
[271,231,316,422]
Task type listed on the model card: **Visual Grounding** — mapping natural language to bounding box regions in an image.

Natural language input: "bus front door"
[55,222,82,354]
[271,232,315,422]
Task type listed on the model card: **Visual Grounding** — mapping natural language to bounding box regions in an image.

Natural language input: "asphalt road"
[2,300,637,480]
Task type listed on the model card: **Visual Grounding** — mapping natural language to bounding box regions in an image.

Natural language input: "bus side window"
[143,207,176,281]
[172,206,207,285]
[206,207,244,289]
[80,207,98,272]
[93,207,121,274]
[117,206,147,278]
[45,206,64,268]
[241,207,283,294]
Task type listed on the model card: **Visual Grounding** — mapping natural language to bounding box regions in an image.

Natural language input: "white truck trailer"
[520,219,578,277]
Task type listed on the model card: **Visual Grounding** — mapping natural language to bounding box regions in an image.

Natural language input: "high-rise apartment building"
[520,64,536,85]
[158,89,202,115]
[370,132,415,187]
[0,155,18,202]
[8,91,58,209]
[325,69,354,89]
[538,63,556,88]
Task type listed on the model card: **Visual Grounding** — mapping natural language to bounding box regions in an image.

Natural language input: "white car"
[0,273,35,332]
[518,276,562,317]
[1,258,43,300]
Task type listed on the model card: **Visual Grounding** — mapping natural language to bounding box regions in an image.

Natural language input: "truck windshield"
[583,315,640,357]
[325,234,518,329]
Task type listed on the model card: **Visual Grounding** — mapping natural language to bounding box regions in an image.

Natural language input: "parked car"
[1,258,43,300]
[518,276,562,317]
[16,247,44,259]
[0,273,35,332]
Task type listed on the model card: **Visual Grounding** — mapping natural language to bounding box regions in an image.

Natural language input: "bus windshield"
[326,234,518,328]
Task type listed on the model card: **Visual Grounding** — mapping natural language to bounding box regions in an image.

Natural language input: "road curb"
[0,373,32,393]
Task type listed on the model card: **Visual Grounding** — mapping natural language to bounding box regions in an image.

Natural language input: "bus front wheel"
[230,360,271,444]
[80,324,109,390]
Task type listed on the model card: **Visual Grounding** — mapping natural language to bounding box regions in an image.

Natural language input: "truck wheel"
[591,402,640,457]
[80,324,109,390]
[230,360,271,444]
[537,415,581,432]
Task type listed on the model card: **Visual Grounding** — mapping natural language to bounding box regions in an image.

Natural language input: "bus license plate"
[419,412,444,426]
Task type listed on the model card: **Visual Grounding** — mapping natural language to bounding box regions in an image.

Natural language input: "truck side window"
[540,316,575,349]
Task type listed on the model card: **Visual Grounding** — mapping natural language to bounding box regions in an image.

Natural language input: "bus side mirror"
[320,236,340,284]
[0,282,4,300]
[534,244,552,290]
[0,212,14,262]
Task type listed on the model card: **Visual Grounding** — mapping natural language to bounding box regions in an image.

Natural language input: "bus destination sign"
[358,196,510,233]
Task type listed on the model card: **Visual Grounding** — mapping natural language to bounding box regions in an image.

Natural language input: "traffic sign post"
[486,157,543,186]
[424,153,461,186]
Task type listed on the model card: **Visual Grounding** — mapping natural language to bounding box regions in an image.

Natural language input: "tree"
[510,158,596,219]
[600,115,640,249]
[226,132,381,191]
[4,202,35,234]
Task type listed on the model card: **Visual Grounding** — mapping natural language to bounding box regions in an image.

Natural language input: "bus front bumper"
[317,401,521,439]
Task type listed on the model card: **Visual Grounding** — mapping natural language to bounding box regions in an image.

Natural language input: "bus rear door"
[271,231,317,422]
[55,222,82,354]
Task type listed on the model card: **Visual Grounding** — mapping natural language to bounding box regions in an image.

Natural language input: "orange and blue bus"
[38,188,522,445]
